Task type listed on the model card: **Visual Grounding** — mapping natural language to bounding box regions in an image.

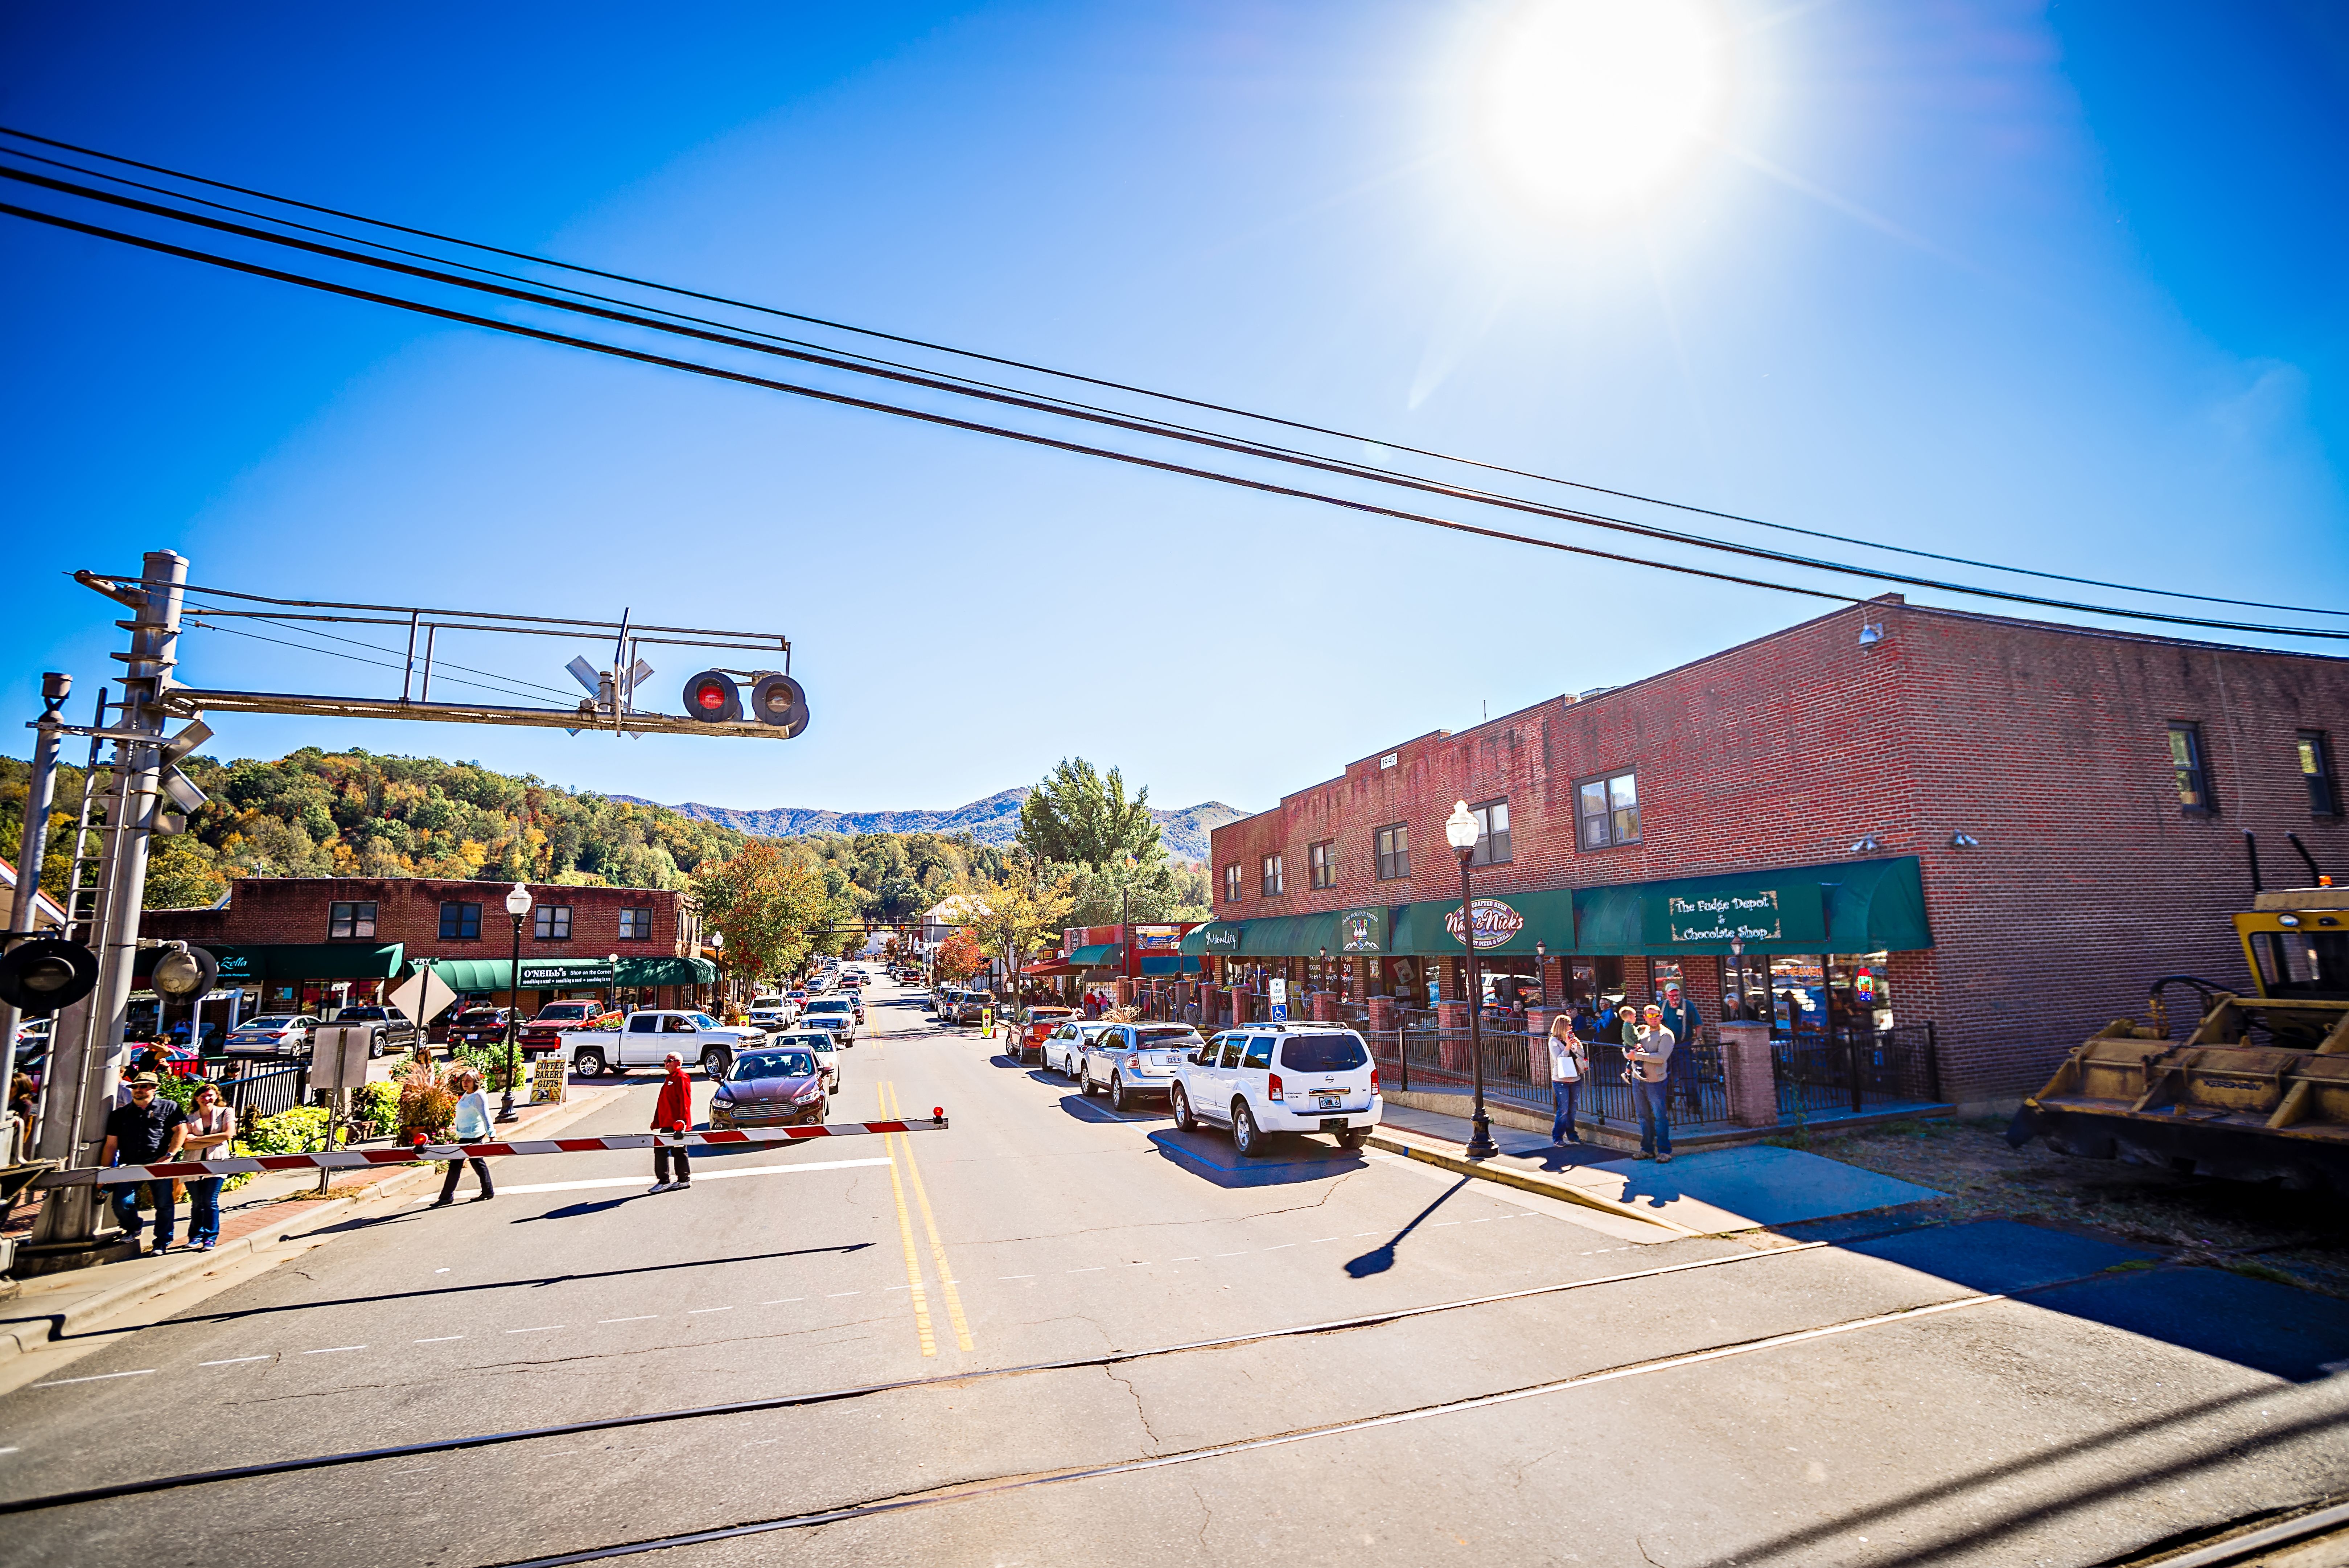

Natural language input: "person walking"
[649,1052,694,1193]
[1626,1004,1676,1162]
[180,1082,236,1250]
[432,1069,495,1206]
[99,1074,186,1252]
[1547,1011,1586,1145]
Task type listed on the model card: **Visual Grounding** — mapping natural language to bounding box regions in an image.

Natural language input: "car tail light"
[1268,1073,1284,1102]
[1370,1066,1381,1094]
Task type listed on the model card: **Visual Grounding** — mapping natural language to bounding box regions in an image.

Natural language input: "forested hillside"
[0,747,988,920]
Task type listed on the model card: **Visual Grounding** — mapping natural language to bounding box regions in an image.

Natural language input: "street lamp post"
[499,881,532,1123]
[1444,800,1498,1160]
[1729,937,1746,1022]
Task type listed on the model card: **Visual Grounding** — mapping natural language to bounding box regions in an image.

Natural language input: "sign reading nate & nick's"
[1642,880,1825,947]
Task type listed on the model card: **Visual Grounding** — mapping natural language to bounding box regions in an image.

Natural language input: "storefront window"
[1768,955,1827,1040]
[1827,953,1895,1033]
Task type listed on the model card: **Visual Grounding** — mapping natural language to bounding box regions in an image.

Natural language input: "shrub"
[236,1103,330,1156]
[399,1079,457,1143]
[348,1081,401,1141]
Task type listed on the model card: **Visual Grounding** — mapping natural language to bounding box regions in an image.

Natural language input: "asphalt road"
[6,976,2348,1568]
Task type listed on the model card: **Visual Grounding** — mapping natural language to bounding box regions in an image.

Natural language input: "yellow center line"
[877,1078,936,1358]
[882,1082,975,1353]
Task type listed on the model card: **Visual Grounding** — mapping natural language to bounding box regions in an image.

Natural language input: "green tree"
[143,833,227,909]
[1016,759,1161,870]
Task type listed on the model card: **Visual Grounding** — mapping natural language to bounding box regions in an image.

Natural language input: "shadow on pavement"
[1850,1220,2349,1383]
[1057,1095,1167,1127]
[1348,1176,1473,1277]
[1147,1128,1366,1190]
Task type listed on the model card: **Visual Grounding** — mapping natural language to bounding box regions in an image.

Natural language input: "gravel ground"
[1774,1115,2349,1298]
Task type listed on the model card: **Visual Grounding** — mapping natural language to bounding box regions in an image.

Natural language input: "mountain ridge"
[609,789,1247,861]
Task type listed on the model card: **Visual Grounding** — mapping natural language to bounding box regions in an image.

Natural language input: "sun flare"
[1477,0,1723,212]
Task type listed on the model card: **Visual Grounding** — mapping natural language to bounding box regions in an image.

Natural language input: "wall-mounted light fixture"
[1849,834,1882,854]
[1858,623,1885,647]
[1951,832,1980,848]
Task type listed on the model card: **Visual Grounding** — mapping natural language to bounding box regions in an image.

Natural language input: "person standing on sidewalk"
[650,1052,694,1193]
[432,1070,495,1206]
[180,1082,236,1250]
[1546,1011,1586,1145]
[1660,982,1702,1114]
[1627,1004,1676,1163]
[99,1074,186,1252]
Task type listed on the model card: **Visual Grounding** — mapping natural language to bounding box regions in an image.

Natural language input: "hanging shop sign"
[1641,881,1825,947]
[1338,907,1387,955]
[1131,925,1184,954]
[1443,898,1526,951]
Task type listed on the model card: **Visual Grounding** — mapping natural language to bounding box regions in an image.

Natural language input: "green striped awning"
[1067,943,1122,969]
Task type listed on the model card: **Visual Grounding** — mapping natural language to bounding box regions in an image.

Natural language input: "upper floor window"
[1469,799,1511,866]
[1261,853,1284,897]
[1308,840,1336,889]
[1374,823,1410,881]
[2300,731,2340,818]
[618,907,654,940]
[1578,770,1639,849]
[328,901,377,939]
[2169,724,2214,815]
[534,905,573,941]
[438,901,481,941]
[1223,863,1243,903]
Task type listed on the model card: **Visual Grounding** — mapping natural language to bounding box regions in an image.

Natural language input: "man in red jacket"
[650,1052,694,1193]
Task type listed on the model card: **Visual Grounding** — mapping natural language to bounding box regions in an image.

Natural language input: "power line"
[10,195,2346,645]
[4,122,2338,622]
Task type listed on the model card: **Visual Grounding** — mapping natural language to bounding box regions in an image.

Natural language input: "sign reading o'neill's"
[1642,881,1825,948]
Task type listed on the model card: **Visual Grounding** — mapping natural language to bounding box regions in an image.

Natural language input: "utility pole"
[1,673,73,1164]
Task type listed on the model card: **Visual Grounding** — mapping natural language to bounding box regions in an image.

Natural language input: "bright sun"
[1477,0,1723,212]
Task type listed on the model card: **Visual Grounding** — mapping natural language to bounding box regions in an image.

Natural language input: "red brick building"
[1197,596,2349,1107]
[143,876,714,1018]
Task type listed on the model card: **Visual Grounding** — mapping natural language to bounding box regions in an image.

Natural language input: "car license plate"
[1317,1094,1342,1110]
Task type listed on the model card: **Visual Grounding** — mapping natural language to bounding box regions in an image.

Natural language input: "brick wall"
[145,877,695,962]
[1211,598,2349,1103]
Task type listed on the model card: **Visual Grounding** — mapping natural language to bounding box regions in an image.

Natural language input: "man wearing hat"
[99,1074,189,1252]
[1625,1005,1676,1163]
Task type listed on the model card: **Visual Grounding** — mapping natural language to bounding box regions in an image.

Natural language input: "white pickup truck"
[563,1009,766,1079]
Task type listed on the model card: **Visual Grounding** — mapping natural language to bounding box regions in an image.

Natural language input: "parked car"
[1016,1006,1078,1063]
[225,1014,320,1059]
[1082,1023,1208,1112]
[762,1028,842,1092]
[942,989,996,1026]
[326,1004,420,1059]
[445,1007,510,1049]
[1041,1018,1117,1078]
[797,995,859,1045]
[708,1045,829,1130]
[565,1009,764,1079]
[519,1001,608,1058]
[1169,1026,1381,1155]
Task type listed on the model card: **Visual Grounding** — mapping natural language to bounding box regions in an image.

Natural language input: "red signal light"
[679,670,742,724]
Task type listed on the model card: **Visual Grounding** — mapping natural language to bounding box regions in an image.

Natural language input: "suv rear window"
[1136,1028,1201,1048]
[1280,1034,1369,1073]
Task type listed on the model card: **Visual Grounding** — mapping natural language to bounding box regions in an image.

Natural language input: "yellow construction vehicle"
[2007,885,2349,1195]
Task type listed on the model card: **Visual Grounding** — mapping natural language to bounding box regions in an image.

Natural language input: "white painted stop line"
[414,1155,893,1200]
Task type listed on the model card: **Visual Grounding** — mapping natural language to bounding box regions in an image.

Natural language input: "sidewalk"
[1369,1100,1942,1238]
[0,1077,630,1369]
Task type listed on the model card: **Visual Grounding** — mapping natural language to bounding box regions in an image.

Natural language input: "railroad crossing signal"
[681,669,808,737]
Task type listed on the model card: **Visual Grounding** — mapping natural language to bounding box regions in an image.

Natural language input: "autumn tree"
[958,859,1075,984]
[690,841,833,990]
[932,927,984,984]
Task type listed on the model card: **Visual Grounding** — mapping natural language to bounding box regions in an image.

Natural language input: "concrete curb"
[1365,1128,1700,1237]
[0,1081,631,1366]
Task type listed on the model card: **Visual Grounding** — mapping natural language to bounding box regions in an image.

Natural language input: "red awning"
[1021,958,1082,976]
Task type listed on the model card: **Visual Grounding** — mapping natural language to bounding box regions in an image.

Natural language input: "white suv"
[1170,1027,1381,1156]
[1082,1023,1206,1112]
[799,995,859,1045]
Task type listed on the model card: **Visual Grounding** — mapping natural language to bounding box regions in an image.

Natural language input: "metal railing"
[1363,1028,1732,1131]
[1774,1024,1941,1120]
[221,1062,310,1121]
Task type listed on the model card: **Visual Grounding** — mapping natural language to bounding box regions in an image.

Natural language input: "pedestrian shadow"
[1346,1176,1472,1277]
[513,1195,640,1221]
[1148,1129,1365,1190]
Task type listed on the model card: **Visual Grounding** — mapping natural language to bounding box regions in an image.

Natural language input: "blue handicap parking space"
[1149,1129,1364,1188]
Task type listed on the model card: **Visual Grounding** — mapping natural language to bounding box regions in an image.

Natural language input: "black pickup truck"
[329,1005,421,1059]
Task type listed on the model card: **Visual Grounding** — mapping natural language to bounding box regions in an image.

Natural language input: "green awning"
[414,958,520,993]
[145,943,406,984]
[1179,923,1224,956]
[618,956,717,987]
[1068,943,1122,969]
[1172,913,1345,958]
[1388,888,1576,957]
[1571,856,1930,956]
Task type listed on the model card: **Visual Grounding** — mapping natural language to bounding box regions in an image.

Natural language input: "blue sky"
[4,0,2344,818]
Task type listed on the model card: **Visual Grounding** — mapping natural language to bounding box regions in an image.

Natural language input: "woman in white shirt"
[1547,1012,1586,1145]
[181,1082,237,1250]
[432,1070,495,1206]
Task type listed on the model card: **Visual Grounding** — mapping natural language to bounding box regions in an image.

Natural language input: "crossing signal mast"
[5,549,810,1275]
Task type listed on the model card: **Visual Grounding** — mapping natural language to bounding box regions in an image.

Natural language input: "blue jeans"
[1635,1079,1673,1156]
[110,1180,176,1248]
[1551,1080,1580,1141]
[186,1177,224,1246]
